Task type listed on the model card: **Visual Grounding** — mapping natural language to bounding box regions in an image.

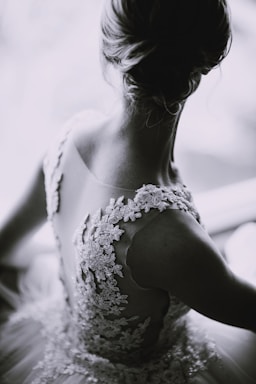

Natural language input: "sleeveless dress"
[1,111,256,384]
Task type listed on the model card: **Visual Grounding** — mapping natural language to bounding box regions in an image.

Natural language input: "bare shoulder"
[127,208,226,292]
[45,109,106,166]
[71,109,108,145]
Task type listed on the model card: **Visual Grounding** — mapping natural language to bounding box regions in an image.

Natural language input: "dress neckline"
[72,140,185,195]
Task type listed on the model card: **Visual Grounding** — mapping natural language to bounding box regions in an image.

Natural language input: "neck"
[122,101,182,157]
[108,101,184,186]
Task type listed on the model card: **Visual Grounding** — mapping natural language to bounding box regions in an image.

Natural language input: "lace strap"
[134,184,201,223]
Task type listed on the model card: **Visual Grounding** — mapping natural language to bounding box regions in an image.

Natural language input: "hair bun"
[101,0,231,111]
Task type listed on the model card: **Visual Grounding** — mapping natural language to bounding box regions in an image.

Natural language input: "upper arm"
[127,209,256,331]
[0,162,47,266]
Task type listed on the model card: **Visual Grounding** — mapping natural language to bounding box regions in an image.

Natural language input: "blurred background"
[0,0,255,235]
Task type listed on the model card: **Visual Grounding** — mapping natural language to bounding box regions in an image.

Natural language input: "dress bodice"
[37,113,216,383]
[70,183,200,362]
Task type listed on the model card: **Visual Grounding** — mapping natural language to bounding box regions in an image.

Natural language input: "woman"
[1,0,256,383]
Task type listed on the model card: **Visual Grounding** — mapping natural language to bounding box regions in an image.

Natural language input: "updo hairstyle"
[101,0,232,115]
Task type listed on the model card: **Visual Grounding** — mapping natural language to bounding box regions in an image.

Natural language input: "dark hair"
[101,0,232,114]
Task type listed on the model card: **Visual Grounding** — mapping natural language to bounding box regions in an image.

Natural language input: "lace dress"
[1,112,256,384]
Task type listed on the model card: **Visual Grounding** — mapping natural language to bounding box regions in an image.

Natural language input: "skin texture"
[126,208,256,332]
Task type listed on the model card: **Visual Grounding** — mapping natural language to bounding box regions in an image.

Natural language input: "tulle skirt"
[1,223,256,384]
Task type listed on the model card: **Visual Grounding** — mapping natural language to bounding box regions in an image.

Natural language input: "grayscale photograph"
[0,1,256,383]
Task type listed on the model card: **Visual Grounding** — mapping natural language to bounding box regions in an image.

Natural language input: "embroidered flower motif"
[122,199,142,222]
[43,126,71,221]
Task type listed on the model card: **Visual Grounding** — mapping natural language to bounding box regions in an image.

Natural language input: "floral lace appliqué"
[28,183,216,384]
[43,127,71,221]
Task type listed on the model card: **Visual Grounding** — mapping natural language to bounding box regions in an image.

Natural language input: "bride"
[1,0,256,383]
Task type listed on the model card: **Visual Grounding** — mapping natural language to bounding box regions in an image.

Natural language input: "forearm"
[192,271,256,333]
[219,274,256,333]
[0,165,47,264]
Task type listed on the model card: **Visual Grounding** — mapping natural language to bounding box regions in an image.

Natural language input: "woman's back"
[1,109,256,383]
[45,111,205,365]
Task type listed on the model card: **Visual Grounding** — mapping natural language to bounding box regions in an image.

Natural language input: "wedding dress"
[0,111,256,384]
